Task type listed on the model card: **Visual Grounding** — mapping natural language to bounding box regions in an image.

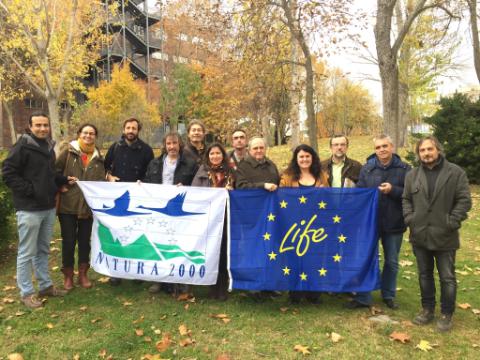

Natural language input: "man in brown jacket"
[321,134,362,188]
[403,136,471,332]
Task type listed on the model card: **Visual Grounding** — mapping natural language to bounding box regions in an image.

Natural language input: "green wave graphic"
[97,222,205,264]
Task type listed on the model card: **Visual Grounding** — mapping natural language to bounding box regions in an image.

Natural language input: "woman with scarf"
[280,144,328,304]
[55,124,105,290]
[192,143,234,300]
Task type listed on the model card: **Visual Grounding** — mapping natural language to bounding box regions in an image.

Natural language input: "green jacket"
[402,158,471,250]
[55,141,105,217]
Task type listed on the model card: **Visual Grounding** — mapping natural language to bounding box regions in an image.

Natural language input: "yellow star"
[318,201,327,209]
[333,253,342,262]
[263,232,271,241]
[268,251,277,260]
[299,272,308,281]
[318,268,327,276]
[333,215,341,223]
[338,234,347,243]
[280,200,288,208]
[299,195,307,204]
[282,266,291,276]
[267,213,276,221]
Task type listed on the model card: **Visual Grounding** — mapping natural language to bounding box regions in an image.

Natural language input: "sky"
[328,1,478,108]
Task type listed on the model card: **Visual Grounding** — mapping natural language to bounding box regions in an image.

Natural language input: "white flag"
[77,181,227,285]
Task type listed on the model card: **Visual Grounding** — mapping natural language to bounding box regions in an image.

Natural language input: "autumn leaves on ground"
[1,137,479,359]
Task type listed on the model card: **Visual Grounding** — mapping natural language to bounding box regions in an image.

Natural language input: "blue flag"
[228,188,380,292]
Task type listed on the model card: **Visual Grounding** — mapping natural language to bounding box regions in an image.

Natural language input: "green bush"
[0,150,15,248]
[425,93,480,184]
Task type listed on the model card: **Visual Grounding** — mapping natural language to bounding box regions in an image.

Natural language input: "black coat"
[357,153,410,234]
[144,153,198,185]
[2,134,67,211]
[104,137,154,182]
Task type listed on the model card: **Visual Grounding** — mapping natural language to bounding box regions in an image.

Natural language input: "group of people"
[1,111,471,333]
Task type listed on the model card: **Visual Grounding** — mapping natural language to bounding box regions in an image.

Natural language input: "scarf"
[78,138,96,167]
[208,164,229,188]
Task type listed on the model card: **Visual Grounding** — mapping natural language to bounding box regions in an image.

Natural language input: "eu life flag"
[228,188,380,292]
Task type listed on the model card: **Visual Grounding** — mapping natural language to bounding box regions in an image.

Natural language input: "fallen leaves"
[179,338,194,347]
[7,354,24,360]
[123,301,133,307]
[46,323,54,329]
[155,333,172,352]
[15,311,25,317]
[330,332,342,343]
[97,277,110,284]
[209,313,231,324]
[293,344,311,355]
[399,260,414,267]
[458,303,471,310]
[3,285,16,291]
[472,309,480,315]
[135,328,144,336]
[79,306,88,312]
[178,324,190,337]
[389,331,411,344]
[415,340,433,352]
[3,297,15,304]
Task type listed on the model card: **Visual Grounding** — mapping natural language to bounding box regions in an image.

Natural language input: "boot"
[78,263,92,289]
[61,267,74,291]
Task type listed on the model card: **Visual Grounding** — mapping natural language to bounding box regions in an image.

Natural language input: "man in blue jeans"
[2,112,75,308]
[403,136,471,332]
[345,134,410,310]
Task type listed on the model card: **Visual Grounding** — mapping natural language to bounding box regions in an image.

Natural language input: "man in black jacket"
[104,118,154,183]
[2,112,75,308]
[104,118,154,285]
[143,132,198,294]
[403,136,471,332]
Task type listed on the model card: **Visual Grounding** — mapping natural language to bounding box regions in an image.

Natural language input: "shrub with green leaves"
[424,93,480,184]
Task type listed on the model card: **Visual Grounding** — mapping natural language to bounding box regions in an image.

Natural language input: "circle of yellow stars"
[270,196,346,282]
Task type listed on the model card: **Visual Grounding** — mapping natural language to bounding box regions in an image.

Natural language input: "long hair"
[161,132,184,155]
[284,144,322,181]
[204,142,229,169]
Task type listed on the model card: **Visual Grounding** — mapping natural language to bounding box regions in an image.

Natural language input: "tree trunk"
[468,0,480,83]
[261,113,272,146]
[46,95,61,144]
[3,100,16,145]
[398,80,409,146]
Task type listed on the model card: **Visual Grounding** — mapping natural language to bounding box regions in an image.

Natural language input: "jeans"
[413,245,456,315]
[16,209,56,297]
[355,232,403,305]
[58,214,93,268]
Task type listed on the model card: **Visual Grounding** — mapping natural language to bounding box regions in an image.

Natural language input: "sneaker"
[413,308,435,325]
[344,300,370,309]
[437,313,453,332]
[383,298,399,309]
[38,285,68,297]
[148,283,161,294]
[21,294,43,309]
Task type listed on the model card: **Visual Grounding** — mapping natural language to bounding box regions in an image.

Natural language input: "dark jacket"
[357,153,410,234]
[321,156,362,187]
[55,141,105,217]
[192,164,234,188]
[402,158,471,250]
[183,142,205,166]
[2,134,68,211]
[104,137,154,182]
[235,155,280,189]
[144,153,198,185]
[228,149,246,170]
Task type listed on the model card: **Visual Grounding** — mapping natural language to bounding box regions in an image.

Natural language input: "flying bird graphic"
[138,193,205,217]
[92,191,149,216]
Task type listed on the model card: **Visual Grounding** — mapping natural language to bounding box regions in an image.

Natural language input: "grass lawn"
[1,136,479,359]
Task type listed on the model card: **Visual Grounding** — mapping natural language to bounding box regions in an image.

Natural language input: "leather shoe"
[344,300,369,309]
[383,298,399,309]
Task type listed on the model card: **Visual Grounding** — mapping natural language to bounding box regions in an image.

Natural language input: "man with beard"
[403,136,471,332]
[183,119,206,165]
[143,132,198,295]
[321,134,362,188]
[104,118,154,286]
[228,129,248,170]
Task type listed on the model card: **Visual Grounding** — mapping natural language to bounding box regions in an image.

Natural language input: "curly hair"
[284,144,323,181]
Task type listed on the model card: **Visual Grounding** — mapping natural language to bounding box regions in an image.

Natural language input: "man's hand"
[264,183,278,192]
[106,174,120,182]
[378,182,392,194]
